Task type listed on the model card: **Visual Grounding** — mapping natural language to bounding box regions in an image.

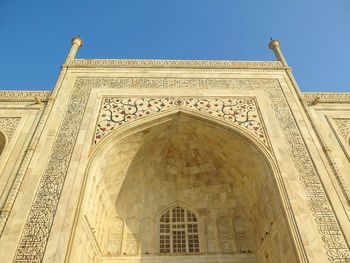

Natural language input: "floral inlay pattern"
[95,97,266,145]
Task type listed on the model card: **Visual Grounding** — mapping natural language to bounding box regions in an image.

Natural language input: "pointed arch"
[92,108,272,162]
[67,107,303,263]
[158,202,200,253]
[93,96,269,149]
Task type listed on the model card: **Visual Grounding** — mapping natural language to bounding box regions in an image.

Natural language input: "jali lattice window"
[159,206,199,253]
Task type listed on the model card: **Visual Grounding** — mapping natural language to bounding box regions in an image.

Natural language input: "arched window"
[0,132,6,156]
[159,205,199,253]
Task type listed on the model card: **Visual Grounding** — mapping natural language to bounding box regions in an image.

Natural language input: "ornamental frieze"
[303,92,350,104]
[73,77,278,90]
[0,91,50,101]
[95,97,267,146]
[67,59,283,69]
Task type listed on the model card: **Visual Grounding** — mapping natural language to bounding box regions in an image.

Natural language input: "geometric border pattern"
[0,91,49,101]
[67,59,284,69]
[303,92,350,104]
[14,77,350,262]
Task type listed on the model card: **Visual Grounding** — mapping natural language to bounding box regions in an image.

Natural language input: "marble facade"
[0,38,349,263]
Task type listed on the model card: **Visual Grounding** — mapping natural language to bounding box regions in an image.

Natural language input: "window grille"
[159,206,199,253]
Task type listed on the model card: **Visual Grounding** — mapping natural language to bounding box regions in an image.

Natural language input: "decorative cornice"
[66,59,284,69]
[303,92,350,104]
[0,91,50,101]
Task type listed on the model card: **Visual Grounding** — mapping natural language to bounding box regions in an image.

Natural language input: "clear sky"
[0,0,349,92]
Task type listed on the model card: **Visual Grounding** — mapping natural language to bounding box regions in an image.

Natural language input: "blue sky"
[0,0,349,92]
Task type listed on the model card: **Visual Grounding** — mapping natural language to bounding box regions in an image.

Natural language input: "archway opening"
[69,114,299,263]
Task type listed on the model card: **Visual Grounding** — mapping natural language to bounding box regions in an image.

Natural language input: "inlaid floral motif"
[95,97,266,145]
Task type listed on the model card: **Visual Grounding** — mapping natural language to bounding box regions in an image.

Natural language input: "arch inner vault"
[69,113,299,263]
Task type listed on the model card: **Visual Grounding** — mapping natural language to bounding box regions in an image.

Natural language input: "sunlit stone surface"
[0,38,350,263]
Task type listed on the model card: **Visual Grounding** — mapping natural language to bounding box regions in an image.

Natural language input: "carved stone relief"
[95,97,267,146]
[14,82,91,262]
[217,216,235,253]
[0,118,20,141]
[0,91,49,100]
[303,92,350,104]
[14,77,350,263]
[309,115,350,204]
[106,217,123,255]
[233,216,250,252]
[333,119,350,141]
[67,59,283,69]
[125,235,138,255]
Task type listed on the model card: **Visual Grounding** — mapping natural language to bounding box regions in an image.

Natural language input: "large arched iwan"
[67,110,302,263]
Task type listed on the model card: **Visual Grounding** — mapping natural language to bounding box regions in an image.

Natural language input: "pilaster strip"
[14,81,90,262]
[0,68,67,235]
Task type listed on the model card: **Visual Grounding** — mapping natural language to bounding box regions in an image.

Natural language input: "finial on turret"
[268,38,288,67]
[71,36,83,47]
[268,39,280,50]
[64,35,84,64]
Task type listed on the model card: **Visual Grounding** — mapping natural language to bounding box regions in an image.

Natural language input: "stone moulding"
[14,77,350,263]
[303,92,350,104]
[66,59,284,69]
[95,97,268,147]
[0,91,50,101]
[306,113,350,205]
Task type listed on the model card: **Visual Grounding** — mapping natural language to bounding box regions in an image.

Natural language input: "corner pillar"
[64,36,83,64]
[268,39,288,67]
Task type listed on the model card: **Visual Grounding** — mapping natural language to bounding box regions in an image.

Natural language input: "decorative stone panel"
[95,97,266,146]
[0,118,20,140]
[333,119,350,141]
